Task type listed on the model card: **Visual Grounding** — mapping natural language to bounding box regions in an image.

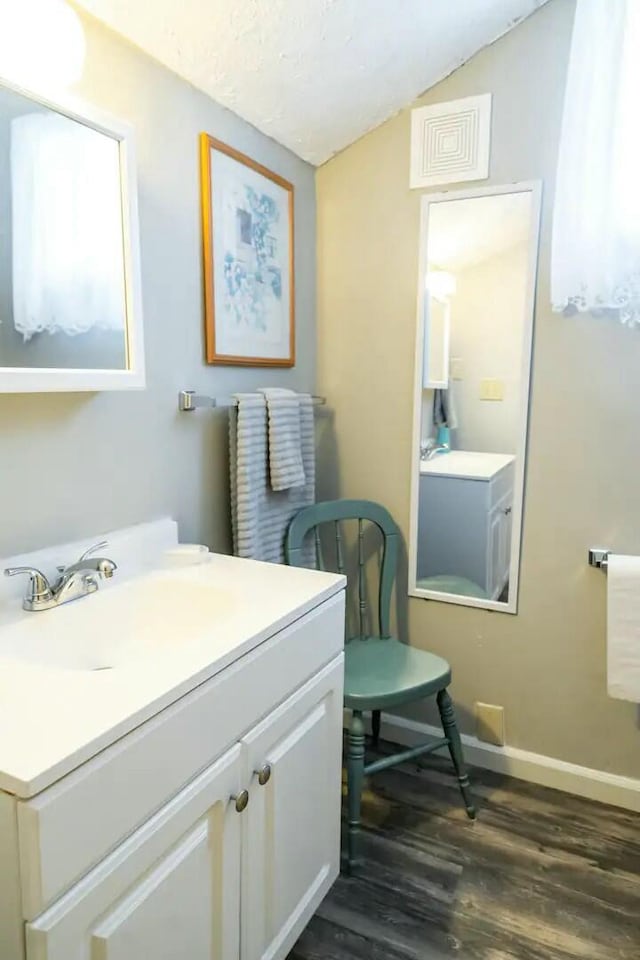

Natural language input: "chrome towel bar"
[588,548,610,572]
[178,390,326,413]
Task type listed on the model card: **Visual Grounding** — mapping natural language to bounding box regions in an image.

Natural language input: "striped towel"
[229,393,315,564]
[259,387,305,491]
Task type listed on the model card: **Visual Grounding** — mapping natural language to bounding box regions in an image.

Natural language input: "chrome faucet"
[4,541,117,612]
[420,439,449,461]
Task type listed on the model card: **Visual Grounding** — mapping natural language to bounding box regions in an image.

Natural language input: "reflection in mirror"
[0,84,128,372]
[410,184,541,613]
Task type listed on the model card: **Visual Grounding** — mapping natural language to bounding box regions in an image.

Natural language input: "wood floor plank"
[359,822,639,940]
[366,768,640,901]
[288,741,640,960]
[289,915,423,960]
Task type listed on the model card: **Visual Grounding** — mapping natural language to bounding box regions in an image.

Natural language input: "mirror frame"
[0,74,145,392]
[408,181,542,614]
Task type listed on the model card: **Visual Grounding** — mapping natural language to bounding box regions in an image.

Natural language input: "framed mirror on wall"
[409,182,542,614]
[0,76,144,392]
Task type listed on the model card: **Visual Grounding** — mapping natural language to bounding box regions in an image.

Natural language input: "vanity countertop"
[0,554,344,798]
[420,450,515,481]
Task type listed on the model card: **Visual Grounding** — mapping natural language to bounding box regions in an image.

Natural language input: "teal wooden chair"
[286,499,475,870]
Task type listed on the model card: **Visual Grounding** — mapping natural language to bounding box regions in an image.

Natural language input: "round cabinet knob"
[231,789,249,813]
[255,763,272,786]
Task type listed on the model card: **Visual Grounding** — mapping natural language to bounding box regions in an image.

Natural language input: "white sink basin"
[420,450,515,480]
[0,569,234,672]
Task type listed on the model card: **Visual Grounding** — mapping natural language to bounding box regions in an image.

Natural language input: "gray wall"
[317,0,640,778]
[0,10,316,555]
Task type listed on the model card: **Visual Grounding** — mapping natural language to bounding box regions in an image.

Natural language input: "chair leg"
[436,688,476,819]
[346,710,366,870]
[371,709,381,746]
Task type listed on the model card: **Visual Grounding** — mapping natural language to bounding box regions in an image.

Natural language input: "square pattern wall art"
[200,134,295,366]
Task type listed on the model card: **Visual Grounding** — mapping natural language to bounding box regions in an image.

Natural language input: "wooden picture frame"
[200,134,295,366]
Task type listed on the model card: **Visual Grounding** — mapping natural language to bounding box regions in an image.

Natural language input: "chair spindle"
[335,521,345,575]
[358,519,367,637]
[314,527,324,570]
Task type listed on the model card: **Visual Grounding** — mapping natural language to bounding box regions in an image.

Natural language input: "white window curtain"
[551,0,640,326]
[10,112,126,341]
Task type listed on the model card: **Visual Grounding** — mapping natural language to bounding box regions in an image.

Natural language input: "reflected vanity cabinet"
[0,593,345,960]
[418,457,515,600]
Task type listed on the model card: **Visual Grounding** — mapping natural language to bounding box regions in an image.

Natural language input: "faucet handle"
[77,540,109,563]
[4,566,53,602]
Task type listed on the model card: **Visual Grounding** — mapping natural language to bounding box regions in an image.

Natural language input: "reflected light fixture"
[0,0,86,91]
[426,270,457,301]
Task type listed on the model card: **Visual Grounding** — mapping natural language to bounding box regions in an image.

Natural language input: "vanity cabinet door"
[240,655,344,960]
[26,744,242,960]
[487,494,512,600]
[488,507,503,599]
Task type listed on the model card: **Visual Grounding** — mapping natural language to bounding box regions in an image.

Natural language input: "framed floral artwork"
[200,134,295,366]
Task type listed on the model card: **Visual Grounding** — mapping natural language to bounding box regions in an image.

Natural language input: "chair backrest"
[285,499,399,638]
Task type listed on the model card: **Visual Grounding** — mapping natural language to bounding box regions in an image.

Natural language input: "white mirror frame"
[0,74,145,392]
[408,181,542,614]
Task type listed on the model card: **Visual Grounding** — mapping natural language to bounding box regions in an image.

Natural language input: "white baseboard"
[345,710,640,813]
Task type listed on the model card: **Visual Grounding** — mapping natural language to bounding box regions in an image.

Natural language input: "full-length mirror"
[0,78,144,391]
[409,183,541,613]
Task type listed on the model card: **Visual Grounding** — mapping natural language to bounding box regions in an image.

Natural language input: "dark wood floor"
[289,742,640,960]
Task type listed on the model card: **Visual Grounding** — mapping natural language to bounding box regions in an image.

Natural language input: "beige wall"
[316,0,640,778]
[449,242,528,454]
[0,9,316,557]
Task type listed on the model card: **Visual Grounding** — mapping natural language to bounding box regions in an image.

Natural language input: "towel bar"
[589,548,610,572]
[178,390,326,412]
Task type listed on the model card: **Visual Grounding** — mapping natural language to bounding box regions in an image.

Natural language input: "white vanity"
[0,521,345,960]
[417,451,515,600]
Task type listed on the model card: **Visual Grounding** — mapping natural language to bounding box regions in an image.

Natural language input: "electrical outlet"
[475,702,505,746]
[479,378,504,401]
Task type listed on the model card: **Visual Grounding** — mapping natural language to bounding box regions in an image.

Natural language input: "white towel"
[607,554,640,702]
[258,387,306,491]
[229,393,315,564]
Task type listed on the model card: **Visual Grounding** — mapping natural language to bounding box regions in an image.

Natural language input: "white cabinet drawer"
[26,744,242,960]
[18,592,345,919]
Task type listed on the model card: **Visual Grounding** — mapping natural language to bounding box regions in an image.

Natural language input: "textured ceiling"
[74,0,549,165]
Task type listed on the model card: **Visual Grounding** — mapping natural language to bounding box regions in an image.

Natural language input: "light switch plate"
[480,378,504,400]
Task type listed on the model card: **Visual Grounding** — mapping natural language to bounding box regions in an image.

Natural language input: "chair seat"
[344,636,451,711]
[416,574,487,599]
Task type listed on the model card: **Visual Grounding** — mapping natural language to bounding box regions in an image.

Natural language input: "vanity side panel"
[17,591,345,919]
[0,790,24,960]
[489,461,515,508]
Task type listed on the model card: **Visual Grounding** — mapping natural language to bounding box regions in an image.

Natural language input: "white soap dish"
[163,544,210,567]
